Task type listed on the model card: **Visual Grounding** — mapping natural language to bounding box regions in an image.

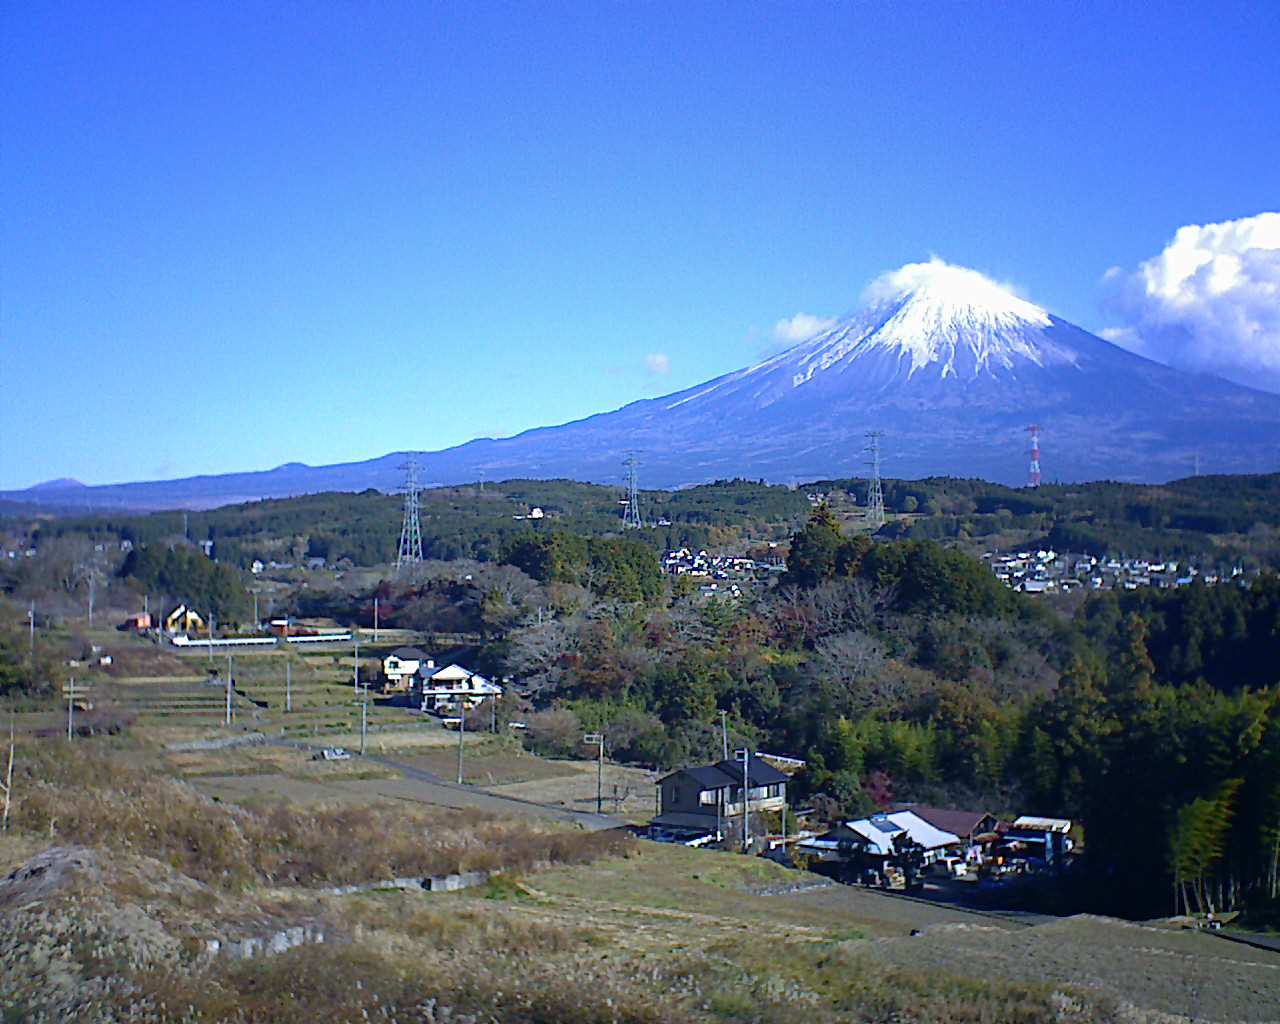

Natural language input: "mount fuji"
[9,259,1280,510]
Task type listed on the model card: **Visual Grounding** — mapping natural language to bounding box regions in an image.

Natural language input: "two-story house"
[652,755,788,839]
[382,647,432,693]
[417,663,503,713]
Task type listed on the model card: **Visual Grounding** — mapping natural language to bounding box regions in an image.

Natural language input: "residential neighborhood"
[983,548,1252,594]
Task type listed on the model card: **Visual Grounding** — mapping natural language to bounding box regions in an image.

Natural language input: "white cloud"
[644,352,671,376]
[1102,212,1280,391]
[772,312,837,343]
[861,256,1044,320]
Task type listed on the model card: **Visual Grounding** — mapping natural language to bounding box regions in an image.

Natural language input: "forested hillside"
[4,475,1279,923]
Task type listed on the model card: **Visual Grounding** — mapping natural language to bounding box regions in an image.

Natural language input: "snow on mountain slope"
[670,260,1080,412]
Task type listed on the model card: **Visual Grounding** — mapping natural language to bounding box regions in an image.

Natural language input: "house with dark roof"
[651,755,788,837]
[382,646,432,692]
[892,805,1000,843]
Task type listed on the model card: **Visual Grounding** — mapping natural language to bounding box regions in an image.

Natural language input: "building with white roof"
[798,810,960,864]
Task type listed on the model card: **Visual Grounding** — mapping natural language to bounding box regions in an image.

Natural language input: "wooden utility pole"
[63,679,90,741]
[285,659,292,713]
[28,602,35,669]
[353,632,360,693]
[584,733,604,813]
[373,597,379,642]
[1,716,14,832]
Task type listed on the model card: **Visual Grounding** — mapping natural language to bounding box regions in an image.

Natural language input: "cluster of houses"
[796,808,1074,887]
[984,549,1248,595]
[379,646,502,715]
[662,547,785,598]
[650,754,1074,890]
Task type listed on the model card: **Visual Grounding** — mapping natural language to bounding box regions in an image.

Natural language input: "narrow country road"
[273,737,624,830]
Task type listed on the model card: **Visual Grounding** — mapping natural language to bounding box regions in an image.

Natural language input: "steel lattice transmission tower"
[396,454,424,573]
[864,431,885,530]
[1027,425,1042,488]
[621,453,645,529]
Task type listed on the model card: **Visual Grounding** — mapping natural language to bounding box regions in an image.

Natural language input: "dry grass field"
[487,758,661,820]
[7,632,1278,1022]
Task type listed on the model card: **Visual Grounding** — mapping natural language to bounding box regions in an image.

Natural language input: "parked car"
[313,747,352,761]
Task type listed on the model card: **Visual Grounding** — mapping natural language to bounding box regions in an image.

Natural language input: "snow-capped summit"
[847,259,1064,378]
[781,259,1079,386]
[669,259,1086,411]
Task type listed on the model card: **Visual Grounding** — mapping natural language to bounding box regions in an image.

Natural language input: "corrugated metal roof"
[1012,815,1072,833]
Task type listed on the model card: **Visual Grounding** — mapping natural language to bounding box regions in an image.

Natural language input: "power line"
[396,454,424,573]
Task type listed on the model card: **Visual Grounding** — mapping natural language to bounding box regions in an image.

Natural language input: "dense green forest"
[22,478,811,569]
[18,471,1280,573]
[486,506,1279,919]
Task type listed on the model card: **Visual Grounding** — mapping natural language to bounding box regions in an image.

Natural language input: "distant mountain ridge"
[7,259,1280,511]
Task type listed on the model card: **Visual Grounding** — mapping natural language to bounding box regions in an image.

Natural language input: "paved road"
[282,740,624,830]
[1216,929,1280,955]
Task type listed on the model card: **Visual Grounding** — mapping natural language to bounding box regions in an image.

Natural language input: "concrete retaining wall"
[205,870,494,959]
[204,923,326,959]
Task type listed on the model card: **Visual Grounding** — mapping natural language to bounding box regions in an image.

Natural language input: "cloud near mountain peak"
[1102,212,1280,392]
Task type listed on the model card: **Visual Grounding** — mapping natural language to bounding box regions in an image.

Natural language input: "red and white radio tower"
[1027,424,1041,488]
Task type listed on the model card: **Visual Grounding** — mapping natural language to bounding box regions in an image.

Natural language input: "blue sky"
[3,1,1278,489]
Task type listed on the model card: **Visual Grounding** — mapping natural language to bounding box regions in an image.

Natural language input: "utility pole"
[490,694,497,734]
[720,710,729,760]
[1,715,14,832]
[87,574,95,628]
[373,597,379,642]
[353,631,360,694]
[285,658,292,714]
[584,733,604,813]
[735,747,751,853]
[27,602,34,670]
[224,656,233,726]
[63,678,89,741]
[207,614,214,664]
[360,684,369,755]
[456,696,465,785]
[252,591,259,627]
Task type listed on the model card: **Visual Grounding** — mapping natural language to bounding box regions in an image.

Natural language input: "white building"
[418,663,503,713]
[798,810,960,865]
